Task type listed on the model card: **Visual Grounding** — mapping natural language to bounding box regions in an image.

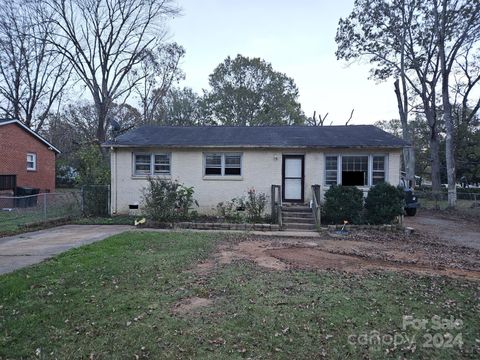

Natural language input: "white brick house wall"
[110,147,402,215]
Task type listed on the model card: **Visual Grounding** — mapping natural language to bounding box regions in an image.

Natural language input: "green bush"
[142,178,198,222]
[244,188,267,223]
[365,183,405,224]
[76,145,110,186]
[322,185,364,224]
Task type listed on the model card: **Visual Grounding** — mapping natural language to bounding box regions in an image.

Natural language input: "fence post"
[107,185,111,216]
[271,185,276,221]
[80,186,84,215]
[43,193,47,222]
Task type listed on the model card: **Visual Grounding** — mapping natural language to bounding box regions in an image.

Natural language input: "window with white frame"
[325,154,386,186]
[133,153,171,176]
[325,156,338,185]
[26,153,36,171]
[204,153,242,176]
[372,156,386,185]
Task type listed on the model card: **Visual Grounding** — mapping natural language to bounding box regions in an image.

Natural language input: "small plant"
[243,188,267,223]
[322,185,364,224]
[365,182,405,224]
[216,189,268,223]
[142,178,198,222]
[217,197,244,222]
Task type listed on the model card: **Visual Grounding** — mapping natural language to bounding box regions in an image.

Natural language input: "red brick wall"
[0,123,56,192]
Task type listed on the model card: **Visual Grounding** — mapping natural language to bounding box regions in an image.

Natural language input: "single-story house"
[0,119,60,195]
[104,125,407,216]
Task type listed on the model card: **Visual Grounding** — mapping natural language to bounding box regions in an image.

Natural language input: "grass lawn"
[0,210,44,232]
[1,232,478,359]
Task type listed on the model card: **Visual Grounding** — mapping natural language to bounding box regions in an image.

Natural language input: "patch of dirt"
[189,228,480,280]
[172,296,213,315]
[267,247,480,280]
[193,259,216,275]
[218,241,288,270]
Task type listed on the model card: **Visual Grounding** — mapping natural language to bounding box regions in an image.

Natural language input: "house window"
[204,153,242,176]
[134,153,170,176]
[325,156,338,185]
[154,154,170,175]
[224,154,242,175]
[342,156,368,186]
[325,155,387,186]
[372,156,386,185]
[26,153,36,171]
[205,154,222,175]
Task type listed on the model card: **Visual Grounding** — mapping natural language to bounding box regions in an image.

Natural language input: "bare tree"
[345,109,355,125]
[452,48,480,126]
[134,42,185,123]
[336,0,444,193]
[43,0,180,143]
[0,0,71,131]
[434,0,480,207]
[307,111,328,126]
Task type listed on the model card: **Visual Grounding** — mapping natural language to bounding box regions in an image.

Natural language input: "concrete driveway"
[0,225,133,275]
[404,210,480,250]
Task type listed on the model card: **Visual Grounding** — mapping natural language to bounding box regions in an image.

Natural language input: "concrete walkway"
[0,225,133,275]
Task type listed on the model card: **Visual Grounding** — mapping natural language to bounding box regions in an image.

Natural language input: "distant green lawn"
[1,232,478,359]
[0,203,81,236]
[0,210,44,233]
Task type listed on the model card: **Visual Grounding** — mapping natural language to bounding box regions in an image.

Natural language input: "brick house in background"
[0,119,60,195]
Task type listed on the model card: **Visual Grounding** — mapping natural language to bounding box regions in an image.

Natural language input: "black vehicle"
[400,177,419,216]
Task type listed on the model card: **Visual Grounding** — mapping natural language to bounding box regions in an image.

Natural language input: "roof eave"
[0,119,61,154]
[103,143,406,150]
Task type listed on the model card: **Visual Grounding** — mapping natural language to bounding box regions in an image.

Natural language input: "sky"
[168,0,399,125]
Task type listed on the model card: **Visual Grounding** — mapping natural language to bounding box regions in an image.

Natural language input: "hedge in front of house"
[365,182,404,224]
[322,185,364,224]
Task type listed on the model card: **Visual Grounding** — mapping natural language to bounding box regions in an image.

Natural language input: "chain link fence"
[0,185,111,233]
[0,191,82,232]
[81,185,110,217]
[415,190,480,210]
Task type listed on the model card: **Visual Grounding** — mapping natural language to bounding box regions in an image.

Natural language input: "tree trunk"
[95,102,108,145]
[394,79,415,187]
[425,107,442,197]
[429,132,442,199]
[442,85,457,207]
[437,0,457,208]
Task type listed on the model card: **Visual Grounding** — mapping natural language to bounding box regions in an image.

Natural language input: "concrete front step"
[281,206,311,213]
[283,216,315,224]
[282,211,314,218]
[283,222,317,230]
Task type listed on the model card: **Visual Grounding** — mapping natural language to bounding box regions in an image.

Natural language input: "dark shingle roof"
[103,125,407,149]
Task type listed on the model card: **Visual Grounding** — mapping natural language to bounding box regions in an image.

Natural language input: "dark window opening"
[205,167,222,175]
[341,156,368,186]
[0,175,16,191]
[342,171,367,186]
[224,167,241,175]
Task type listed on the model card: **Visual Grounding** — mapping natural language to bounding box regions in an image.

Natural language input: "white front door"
[283,155,304,202]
